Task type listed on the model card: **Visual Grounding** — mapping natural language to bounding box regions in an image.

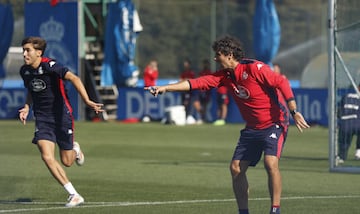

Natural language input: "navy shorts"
[32,121,74,150]
[232,124,288,166]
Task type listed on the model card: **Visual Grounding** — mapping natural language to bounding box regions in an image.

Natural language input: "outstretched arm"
[144,80,191,97]
[65,71,104,114]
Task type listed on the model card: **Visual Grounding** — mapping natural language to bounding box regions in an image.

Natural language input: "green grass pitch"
[0,120,359,213]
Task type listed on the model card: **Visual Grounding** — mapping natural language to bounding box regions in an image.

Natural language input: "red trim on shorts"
[277,125,288,157]
[277,133,284,157]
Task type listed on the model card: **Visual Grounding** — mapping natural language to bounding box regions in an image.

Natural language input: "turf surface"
[0,120,359,213]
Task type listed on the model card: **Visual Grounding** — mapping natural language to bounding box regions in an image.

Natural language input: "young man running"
[19,36,103,207]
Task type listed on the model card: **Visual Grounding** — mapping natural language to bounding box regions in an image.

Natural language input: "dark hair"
[21,37,47,56]
[212,35,245,61]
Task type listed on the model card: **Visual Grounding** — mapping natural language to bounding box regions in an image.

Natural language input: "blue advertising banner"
[293,88,329,125]
[117,87,183,120]
[117,88,330,126]
[0,3,14,79]
[24,2,79,119]
[0,87,331,125]
[0,88,27,119]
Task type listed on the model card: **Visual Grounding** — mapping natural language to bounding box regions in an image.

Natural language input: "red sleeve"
[250,62,294,101]
[277,75,294,102]
[188,70,225,91]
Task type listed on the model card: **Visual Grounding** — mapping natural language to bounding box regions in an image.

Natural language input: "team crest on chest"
[38,66,44,75]
[242,71,248,80]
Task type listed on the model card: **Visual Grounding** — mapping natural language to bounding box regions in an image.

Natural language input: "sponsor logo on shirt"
[256,63,264,70]
[31,78,46,92]
[242,71,248,80]
[233,85,250,99]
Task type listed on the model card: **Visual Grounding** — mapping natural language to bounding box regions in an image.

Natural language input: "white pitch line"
[1,195,360,213]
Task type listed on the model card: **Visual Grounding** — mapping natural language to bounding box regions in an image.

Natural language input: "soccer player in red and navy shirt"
[145,35,310,214]
[18,37,104,207]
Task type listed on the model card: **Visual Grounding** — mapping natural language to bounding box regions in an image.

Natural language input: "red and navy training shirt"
[20,57,73,124]
[188,59,293,129]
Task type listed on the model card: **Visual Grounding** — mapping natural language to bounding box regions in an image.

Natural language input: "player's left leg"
[264,155,281,214]
[59,142,84,167]
[57,123,84,167]
[60,148,76,167]
[263,124,287,214]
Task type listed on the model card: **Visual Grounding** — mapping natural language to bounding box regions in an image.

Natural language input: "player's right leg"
[230,160,250,214]
[34,122,84,207]
[355,132,360,160]
[231,128,264,214]
[66,193,84,207]
[37,139,71,186]
[337,129,352,160]
[38,140,84,207]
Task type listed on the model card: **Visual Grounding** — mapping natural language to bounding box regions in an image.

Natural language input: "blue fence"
[0,86,330,126]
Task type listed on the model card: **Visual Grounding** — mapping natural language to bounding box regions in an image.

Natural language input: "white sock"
[73,144,80,156]
[64,182,78,195]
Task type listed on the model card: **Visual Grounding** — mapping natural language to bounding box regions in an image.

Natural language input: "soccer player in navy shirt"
[18,37,104,207]
[337,84,360,163]
[145,35,310,214]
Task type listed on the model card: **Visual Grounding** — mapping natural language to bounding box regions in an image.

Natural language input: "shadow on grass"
[0,198,60,205]
[0,198,34,204]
